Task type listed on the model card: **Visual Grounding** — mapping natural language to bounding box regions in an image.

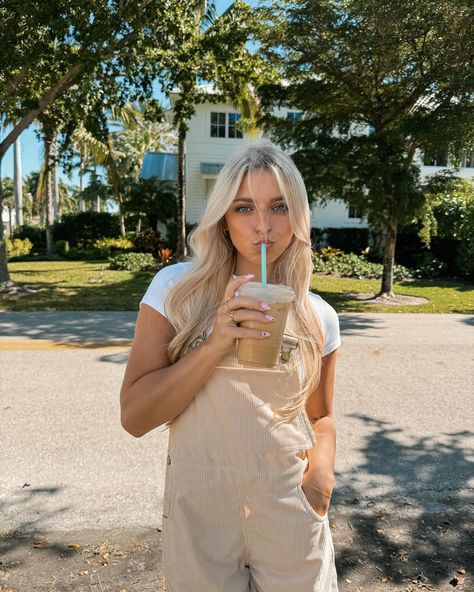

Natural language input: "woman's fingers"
[231,308,275,325]
[222,275,271,313]
[222,274,254,303]
[206,274,273,355]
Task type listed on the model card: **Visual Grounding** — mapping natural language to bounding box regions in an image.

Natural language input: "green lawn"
[1,260,473,313]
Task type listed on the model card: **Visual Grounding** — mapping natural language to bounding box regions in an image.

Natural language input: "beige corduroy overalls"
[161,337,338,592]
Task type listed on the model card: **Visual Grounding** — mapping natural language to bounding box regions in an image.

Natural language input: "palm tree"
[1,177,15,236]
[163,0,261,258]
[72,102,177,235]
[14,137,24,226]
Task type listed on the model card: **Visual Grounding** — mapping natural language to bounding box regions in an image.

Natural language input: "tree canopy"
[0,0,205,159]
[258,0,474,295]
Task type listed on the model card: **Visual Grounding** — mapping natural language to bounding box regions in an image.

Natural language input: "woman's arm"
[120,304,225,438]
[120,275,274,438]
[302,348,339,515]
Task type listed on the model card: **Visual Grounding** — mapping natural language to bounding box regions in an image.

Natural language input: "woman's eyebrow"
[232,196,284,203]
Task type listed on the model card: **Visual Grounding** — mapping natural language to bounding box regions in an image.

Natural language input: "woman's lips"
[255,242,274,250]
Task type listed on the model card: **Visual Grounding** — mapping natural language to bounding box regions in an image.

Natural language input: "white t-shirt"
[139,261,341,356]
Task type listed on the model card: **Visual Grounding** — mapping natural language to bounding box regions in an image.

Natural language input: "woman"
[120,141,341,591]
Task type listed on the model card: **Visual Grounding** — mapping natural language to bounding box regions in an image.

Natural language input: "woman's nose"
[256,214,271,233]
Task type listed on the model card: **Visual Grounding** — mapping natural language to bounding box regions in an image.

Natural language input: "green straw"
[261,242,267,286]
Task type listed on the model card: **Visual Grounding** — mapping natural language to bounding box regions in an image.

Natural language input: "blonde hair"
[164,141,324,427]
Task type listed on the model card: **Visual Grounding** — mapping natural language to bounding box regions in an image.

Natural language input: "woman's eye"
[235,204,288,213]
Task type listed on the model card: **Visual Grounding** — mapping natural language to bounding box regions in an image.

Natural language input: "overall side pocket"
[296,483,328,523]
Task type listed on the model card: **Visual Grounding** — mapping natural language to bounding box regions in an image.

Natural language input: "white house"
[167,86,367,230]
[166,84,474,233]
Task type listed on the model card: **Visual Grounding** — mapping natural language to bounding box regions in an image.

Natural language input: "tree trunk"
[176,125,187,259]
[0,156,13,289]
[44,135,55,256]
[14,136,24,227]
[118,196,126,237]
[52,137,61,221]
[377,197,398,298]
[78,153,86,212]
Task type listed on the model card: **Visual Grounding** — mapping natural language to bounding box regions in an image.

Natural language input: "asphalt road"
[1,311,473,591]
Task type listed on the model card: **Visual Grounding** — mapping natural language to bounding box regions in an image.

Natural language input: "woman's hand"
[205,274,275,356]
[301,467,335,518]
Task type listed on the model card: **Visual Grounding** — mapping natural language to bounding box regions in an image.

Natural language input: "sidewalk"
[1,312,472,591]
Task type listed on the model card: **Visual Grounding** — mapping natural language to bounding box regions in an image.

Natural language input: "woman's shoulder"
[307,291,338,318]
[139,261,193,315]
[151,260,193,286]
[307,291,341,355]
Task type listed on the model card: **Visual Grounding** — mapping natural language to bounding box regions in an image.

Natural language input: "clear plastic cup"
[236,282,296,367]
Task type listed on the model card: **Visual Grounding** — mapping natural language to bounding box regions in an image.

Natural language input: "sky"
[0,0,251,186]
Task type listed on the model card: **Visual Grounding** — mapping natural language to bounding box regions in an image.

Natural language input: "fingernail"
[264,315,275,321]
[261,302,271,310]
[260,331,271,337]
[244,273,255,278]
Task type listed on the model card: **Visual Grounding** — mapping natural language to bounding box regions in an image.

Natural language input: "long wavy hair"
[164,141,324,427]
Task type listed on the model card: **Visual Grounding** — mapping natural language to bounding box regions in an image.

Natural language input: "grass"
[312,274,474,314]
[1,260,473,313]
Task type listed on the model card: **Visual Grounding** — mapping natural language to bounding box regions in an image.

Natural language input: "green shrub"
[66,247,103,260]
[422,177,474,277]
[411,252,448,279]
[310,227,369,253]
[93,237,134,256]
[164,221,197,251]
[109,252,160,272]
[132,230,164,254]
[312,248,413,280]
[53,212,120,248]
[12,224,45,247]
[6,237,33,259]
[54,239,69,256]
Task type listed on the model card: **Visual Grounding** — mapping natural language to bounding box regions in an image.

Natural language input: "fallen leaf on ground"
[68,543,81,549]
[33,539,48,548]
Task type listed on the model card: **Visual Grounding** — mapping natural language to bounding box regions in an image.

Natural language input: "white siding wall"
[185,102,262,224]
[310,200,366,229]
[181,96,472,229]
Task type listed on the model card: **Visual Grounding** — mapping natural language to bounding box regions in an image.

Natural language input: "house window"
[423,149,448,167]
[348,205,362,218]
[228,113,243,138]
[286,111,302,121]
[210,112,242,139]
[211,112,226,138]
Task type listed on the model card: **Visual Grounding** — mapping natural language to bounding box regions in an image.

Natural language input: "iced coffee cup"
[236,282,296,367]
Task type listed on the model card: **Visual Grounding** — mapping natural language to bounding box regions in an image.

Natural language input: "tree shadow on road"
[332,414,473,590]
